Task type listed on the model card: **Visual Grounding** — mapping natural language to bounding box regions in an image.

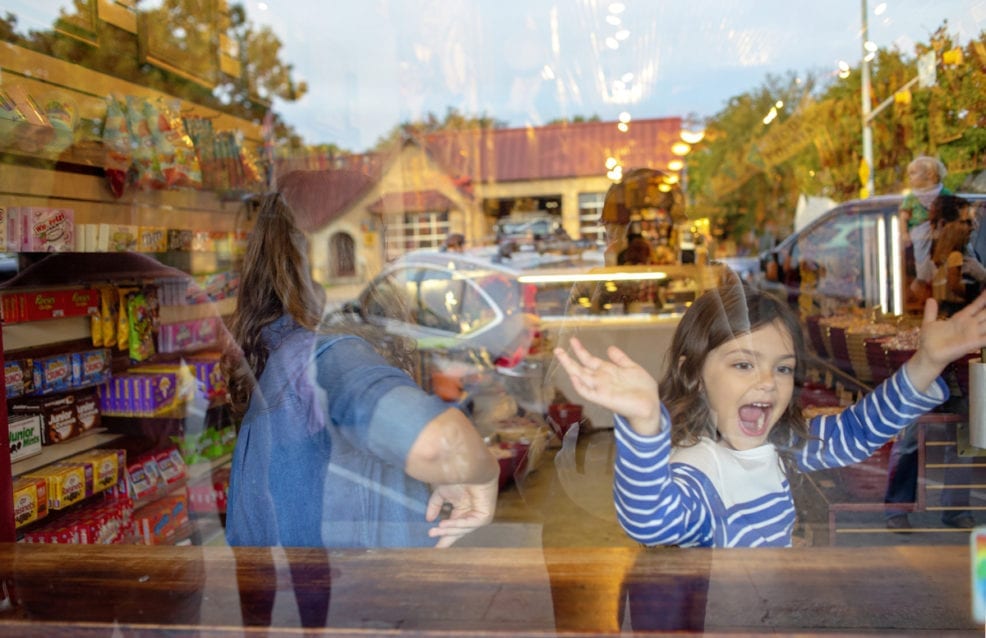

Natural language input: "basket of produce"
[846,322,897,384]
[864,335,895,385]
[821,319,853,376]
[883,328,920,376]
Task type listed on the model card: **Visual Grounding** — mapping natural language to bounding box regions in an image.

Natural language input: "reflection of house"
[275,116,682,286]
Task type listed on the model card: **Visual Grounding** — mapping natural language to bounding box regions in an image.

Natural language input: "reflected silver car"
[334,247,603,413]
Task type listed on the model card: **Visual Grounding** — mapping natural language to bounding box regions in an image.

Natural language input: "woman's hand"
[553,337,662,437]
[425,479,499,548]
[906,291,986,392]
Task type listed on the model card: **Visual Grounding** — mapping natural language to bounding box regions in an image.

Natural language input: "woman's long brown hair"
[222,193,327,419]
[221,192,418,421]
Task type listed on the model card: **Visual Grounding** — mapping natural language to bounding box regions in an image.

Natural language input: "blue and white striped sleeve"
[795,365,948,472]
[613,408,713,547]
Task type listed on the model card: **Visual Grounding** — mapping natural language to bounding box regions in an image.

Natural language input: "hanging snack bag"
[154,99,202,189]
[126,96,164,190]
[127,289,156,362]
[102,95,132,198]
[99,286,118,349]
[117,286,137,352]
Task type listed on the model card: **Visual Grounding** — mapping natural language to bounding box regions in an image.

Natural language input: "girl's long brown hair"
[658,277,809,450]
[222,193,326,419]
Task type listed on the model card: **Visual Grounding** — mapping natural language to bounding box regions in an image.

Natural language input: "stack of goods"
[17,447,127,537]
[102,94,203,197]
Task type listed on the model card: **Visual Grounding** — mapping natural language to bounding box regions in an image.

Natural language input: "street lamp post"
[860,0,875,198]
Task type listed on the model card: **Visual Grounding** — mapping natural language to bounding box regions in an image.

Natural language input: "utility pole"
[860,0,874,199]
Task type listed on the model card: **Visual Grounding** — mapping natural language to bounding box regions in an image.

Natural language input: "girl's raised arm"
[554,337,663,437]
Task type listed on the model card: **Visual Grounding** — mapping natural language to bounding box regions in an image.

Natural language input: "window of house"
[383,211,450,261]
[578,192,606,246]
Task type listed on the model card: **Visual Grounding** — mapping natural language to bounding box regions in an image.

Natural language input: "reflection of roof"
[367,190,456,214]
[424,117,682,183]
[272,117,683,228]
[277,168,379,231]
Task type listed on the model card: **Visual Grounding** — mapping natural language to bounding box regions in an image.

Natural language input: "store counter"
[0,543,978,635]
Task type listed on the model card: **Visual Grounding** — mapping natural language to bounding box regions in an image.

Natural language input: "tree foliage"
[0,1,304,134]
[687,23,986,244]
[372,107,507,150]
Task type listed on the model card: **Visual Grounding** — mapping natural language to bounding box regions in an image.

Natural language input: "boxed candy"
[23,462,88,510]
[12,476,48,528]
[5,207,75,252]
[134,490,189,545]
[0,287,99,324]
[8,413,42,462]
[68,448,124,495]
[98,369,180,416]
[10,389,101,444]
[5,358,34,398]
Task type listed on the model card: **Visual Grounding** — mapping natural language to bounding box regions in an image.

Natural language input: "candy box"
[70,348,112,387]
[70,448,123,495]
[24,463,88,510]
[12,476,48,528]
[21,207,74,252]
[4,358,33,398]
[31,354,72,394]
[10,393,80,444]
[154,447,187,484]
[134,491,190,545]
[8,413,42,462]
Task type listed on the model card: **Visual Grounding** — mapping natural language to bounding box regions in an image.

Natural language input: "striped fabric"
[613,367,947,548]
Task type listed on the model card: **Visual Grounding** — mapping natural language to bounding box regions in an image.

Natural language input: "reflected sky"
[242,0,984,150]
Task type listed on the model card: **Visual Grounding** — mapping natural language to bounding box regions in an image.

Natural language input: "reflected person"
[222,192,498,548]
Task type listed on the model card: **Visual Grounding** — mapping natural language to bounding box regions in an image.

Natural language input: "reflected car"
[332,247,604,413]
[758,193,986,316]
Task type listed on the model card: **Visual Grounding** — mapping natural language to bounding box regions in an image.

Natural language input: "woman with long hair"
[222,192,498,548]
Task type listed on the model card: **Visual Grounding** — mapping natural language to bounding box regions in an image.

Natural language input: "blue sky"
[247,0,985,151]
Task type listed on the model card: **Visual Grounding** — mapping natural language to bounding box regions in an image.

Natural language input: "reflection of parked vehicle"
[759,194,986,316]
[495,216,563,244]
[333,248,603,413]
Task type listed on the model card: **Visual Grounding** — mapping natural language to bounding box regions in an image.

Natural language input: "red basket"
[839,440,893,501]
[864,336,893,385]
[885,347,916,375]
[827,325,853,376]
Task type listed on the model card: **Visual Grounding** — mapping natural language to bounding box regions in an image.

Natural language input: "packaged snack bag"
[101,95,132,198]
[127,289,156,361]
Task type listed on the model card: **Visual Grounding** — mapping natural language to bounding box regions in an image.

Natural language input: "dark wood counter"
[0,543,979,636]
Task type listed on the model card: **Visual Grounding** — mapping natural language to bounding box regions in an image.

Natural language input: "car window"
[797,208,885,313]
[362,268,417,322]
[416,269,463,332]
[458,279,500,335]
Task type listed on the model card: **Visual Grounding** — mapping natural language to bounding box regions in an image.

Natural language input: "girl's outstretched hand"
[554,337,662,436]
[906,291,986,393]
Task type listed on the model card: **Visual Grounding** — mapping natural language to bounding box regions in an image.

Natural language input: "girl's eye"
[732,361,753,370]
[776,365,794,375]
